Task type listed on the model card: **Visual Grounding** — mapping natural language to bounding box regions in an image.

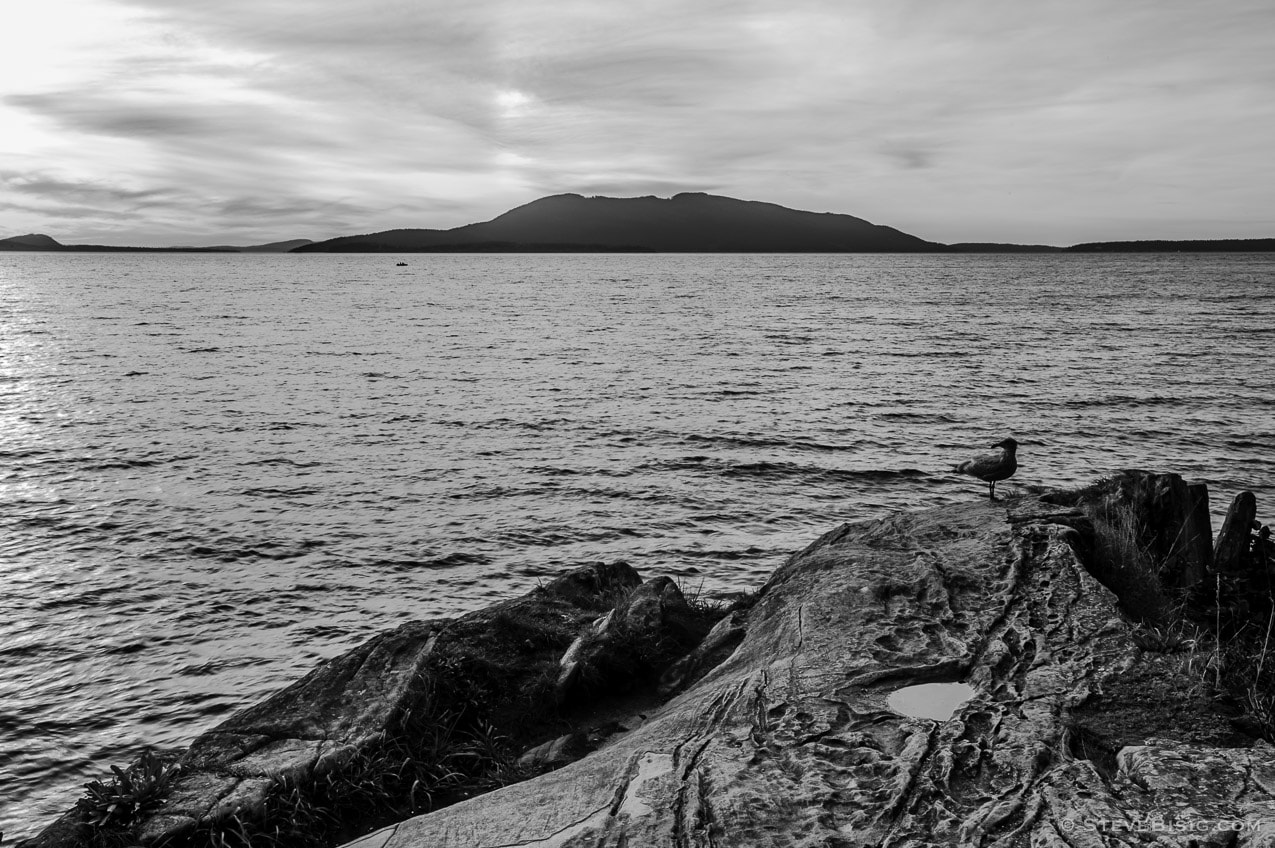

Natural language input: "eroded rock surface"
[342,487,1272,848]
[21,561,648,847]
[557,576,714,700]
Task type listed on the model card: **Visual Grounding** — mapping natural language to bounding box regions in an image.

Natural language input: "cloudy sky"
[2,0,1272,246]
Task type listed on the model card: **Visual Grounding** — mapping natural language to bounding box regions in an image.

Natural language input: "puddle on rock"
[887,682,975,721]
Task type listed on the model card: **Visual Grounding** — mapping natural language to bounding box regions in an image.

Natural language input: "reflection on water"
[887,682,976,721]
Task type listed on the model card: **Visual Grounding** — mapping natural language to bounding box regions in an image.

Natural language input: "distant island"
[4,192,1275,253]
[0,234,312,253]
[293,192,944,253]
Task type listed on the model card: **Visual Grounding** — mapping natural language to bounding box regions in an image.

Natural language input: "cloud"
[2,0,1274,243]
[2,171,171,204]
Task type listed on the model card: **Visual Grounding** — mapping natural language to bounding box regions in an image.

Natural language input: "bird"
[954,437,1019,500]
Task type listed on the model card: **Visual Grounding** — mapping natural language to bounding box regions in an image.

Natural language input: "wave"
[679,433,856,453]
[186,542,322,562]
[239,485,323,497]
[240,457,325,468]
[657,545,771,561]
[86,458,163,470]
[645,455,931,486]
[722,463,931,484]
[372,552,493,571]
[873,412,962,423]
[1058,395,1211,408]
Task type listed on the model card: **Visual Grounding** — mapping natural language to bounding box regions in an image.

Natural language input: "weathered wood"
[1181,482,1214,588]
[1209,491,1274,634]
[1122,471,1213,594]
[1215,491,1257,576]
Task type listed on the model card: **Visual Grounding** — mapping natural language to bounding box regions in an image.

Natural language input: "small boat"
[396,261,408,266]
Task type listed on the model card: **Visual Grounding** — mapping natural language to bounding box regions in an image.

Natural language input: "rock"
[31,474,1272,848]
[516,732,590,770]
[539,560,643,608]
[20,561,647,847]
[347,476,1274,848]
[556,611,615,695]
[1111,740,1275,839]
[135,814,196,846]
[555,576,714,700]
[658,608,749,697]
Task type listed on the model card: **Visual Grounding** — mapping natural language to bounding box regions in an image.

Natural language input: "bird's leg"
[988,481,996,500]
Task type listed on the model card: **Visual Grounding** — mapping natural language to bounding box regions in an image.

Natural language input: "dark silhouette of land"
[4,192,1274,253]
[949,242,1065,253]
[175,239,315,253]
[0,235,312,252]
[1065,238,1275,252]
[293,193,945,253]
[0,234,64,251]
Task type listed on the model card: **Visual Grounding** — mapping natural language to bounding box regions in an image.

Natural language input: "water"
[888,682,976,722]
[1,252,1272,837]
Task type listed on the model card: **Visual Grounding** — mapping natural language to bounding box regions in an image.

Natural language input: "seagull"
[954,437,1019,500]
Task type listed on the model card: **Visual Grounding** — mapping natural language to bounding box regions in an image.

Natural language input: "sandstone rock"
[658,608,748,697]
[1110,741,1275,843]
[556,611,614,695]
[343,478,1272,848]
[556,576,713,700]
[214,619,440,745]
[539,560,643,608]
[516,732,590,770]
[21,561,647,847]
[135,814,196,845]
[30,475,1270,848]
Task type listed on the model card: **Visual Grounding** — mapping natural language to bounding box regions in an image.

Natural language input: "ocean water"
[1,251,1273,837]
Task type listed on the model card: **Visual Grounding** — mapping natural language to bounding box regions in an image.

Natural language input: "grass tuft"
[1080,500,1173,625]
[76,749,179,831]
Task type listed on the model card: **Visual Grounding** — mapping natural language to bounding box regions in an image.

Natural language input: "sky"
[1,0,1273,247]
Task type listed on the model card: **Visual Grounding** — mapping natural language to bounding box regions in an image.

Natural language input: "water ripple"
[1,251,1273,838]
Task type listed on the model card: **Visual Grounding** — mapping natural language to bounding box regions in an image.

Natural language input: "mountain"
[236,239,314,253]
[8,196,1274,253]
[0,235,313,252]
[295,193,947,253]
[949,242,1064,253]
[174,239,316,252]
[0,233,63,250]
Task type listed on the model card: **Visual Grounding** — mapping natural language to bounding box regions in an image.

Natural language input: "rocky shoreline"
[18,470,1275,847]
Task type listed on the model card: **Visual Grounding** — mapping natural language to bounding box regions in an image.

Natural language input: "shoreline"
[18,470,1275,846]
